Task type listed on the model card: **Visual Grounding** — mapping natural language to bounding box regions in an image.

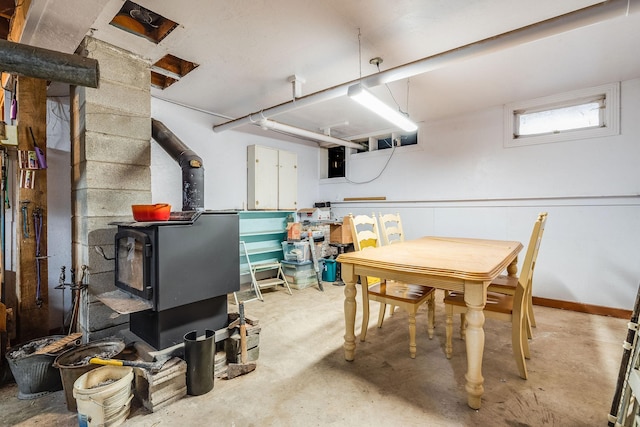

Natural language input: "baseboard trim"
[533,296,631,319]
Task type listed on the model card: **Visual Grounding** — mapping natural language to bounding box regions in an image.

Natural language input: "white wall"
[324,78,640,311]
[42,77,640,332]
[150,99,321,212]
[46,97,72,330]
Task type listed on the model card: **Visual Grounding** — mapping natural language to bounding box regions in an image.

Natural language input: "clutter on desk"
[297,207,331,222]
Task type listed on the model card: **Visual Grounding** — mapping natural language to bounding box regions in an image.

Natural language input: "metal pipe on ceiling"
[0,38,99,88]
[213,0,633,134]
[257,119,364,150]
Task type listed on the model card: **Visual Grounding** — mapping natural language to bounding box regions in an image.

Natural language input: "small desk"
[337,236,522,409]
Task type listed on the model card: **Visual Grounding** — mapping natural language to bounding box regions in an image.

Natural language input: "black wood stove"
[110,211,239,350]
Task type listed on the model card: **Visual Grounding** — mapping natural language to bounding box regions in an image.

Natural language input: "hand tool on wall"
[227,302,256,379]
[33,207,44,307]
[2,150,9,209]
[10,80,17,122]
[20,200,30,238]
[55,266,67,333]
[29,127,47,169]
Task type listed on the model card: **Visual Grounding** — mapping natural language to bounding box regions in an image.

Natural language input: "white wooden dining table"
[336,236,523,409]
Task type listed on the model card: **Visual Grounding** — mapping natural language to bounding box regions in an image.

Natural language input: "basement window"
[353,131,418,152]
[504,82,620,147]
[110,1,178,44]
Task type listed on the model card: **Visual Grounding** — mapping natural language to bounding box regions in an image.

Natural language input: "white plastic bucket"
[72,365,134,427]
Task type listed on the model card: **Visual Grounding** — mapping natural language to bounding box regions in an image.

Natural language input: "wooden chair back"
[349,212,437,358]
[348,213,382,287]
[527,212,548,290]
[348,213,381,251]
[378,212,405,245]
[515,213,548,307]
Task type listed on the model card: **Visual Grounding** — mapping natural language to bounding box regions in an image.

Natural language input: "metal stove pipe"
[151,119,204,211]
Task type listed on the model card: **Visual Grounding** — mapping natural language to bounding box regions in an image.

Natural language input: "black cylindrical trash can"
[184,329,215,395]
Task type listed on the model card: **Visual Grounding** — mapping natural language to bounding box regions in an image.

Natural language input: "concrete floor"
[0,282,627,426]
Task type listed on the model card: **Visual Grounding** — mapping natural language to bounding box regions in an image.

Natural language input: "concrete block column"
[70,37,151,340]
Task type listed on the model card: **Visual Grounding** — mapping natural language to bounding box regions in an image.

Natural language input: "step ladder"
[236,241,292,304]
[251,261,292,301]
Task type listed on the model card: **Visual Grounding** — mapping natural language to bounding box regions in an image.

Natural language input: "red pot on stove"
[131,204,171,221]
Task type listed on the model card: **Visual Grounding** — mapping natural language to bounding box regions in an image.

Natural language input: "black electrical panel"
[328,146,345,178]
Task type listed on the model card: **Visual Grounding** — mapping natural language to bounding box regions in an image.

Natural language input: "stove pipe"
[152,119,204,211]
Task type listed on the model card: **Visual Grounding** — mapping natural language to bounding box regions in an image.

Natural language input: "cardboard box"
[287,222,301,240]
[329,219,352,244]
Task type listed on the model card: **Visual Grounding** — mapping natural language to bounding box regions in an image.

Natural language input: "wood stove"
[110,211,239,350]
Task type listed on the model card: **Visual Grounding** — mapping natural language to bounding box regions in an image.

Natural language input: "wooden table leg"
[507,255,518,277]
[342,263,357,361]
[463,281,488,409]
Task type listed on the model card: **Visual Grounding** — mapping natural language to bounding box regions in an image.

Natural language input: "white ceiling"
[19,0,640,142]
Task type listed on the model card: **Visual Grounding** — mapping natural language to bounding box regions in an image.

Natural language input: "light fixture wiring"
[343,29,401,185]
[371,58,411,117]
[344,143,397,185]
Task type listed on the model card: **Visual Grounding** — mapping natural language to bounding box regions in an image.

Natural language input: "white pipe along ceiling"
[257,119,364,150]
[213,0,634,138]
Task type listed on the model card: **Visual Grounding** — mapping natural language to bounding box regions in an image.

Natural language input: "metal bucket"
[53,339,125,412]
[5,335,65,399]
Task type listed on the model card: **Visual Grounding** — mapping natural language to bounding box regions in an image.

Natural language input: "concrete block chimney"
[70,37,151,340]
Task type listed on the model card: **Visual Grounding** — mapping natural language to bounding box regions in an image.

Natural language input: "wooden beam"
[0,39,99,88]
[7,0,30,42]
[16,76,48,341]
[343,197,387,201]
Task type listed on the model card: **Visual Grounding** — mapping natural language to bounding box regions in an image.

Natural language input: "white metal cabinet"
[247,145,297,210]
[277,149,297,210]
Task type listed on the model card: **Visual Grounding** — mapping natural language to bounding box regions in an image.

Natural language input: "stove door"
[115,229,153,300]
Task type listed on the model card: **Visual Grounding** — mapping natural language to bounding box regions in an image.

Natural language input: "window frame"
[504,82,620,148]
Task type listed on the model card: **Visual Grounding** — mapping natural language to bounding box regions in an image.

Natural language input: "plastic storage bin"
[282,241,310,262]
[281,260,318,289]
[281,260,314,278]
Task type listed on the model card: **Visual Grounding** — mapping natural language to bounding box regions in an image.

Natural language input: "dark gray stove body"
[114,211,239,349]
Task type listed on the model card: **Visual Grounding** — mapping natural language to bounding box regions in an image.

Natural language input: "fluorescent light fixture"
[348,84,418,132]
